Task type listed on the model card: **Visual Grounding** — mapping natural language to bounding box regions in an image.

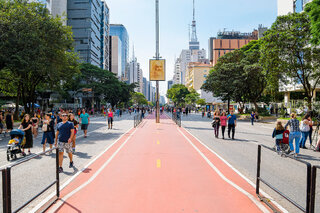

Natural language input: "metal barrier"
[256,144,312,213]
[310,165,320,213]
[2,147,59,213]
[172,112,181,127]
[134,113,143,128]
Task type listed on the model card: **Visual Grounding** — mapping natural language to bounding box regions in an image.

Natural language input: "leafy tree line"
[0,0,137,118]
[166,84,205,107]
[202,4,320,111]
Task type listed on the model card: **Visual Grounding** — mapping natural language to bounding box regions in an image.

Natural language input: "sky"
[107,0,278,96]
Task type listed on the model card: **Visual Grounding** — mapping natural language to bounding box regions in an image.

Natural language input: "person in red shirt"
[107,109,114,129]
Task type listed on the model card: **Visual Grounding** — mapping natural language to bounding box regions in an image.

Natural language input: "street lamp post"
[155,0,160,123]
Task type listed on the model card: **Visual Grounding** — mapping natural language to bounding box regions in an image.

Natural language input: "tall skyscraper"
[101,2,110,70]
[109,36,122,77]
[189,0,199,50]
[173,0,206,85]
[110,24,129,81]
[67,0,110,69]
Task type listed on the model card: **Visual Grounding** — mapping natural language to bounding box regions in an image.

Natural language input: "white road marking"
[30,126,135,213]
[181,127,288,213]
[45,127,137,213]
[177,127,271,213]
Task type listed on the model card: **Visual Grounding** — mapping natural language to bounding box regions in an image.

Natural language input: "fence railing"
[310,165,320,213]
[172,112,181,127]
[256,144,312,213]
[1,147,59,213]
[134,113,143,128]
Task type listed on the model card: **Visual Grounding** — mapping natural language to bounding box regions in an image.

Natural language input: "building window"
[204,74,207,77]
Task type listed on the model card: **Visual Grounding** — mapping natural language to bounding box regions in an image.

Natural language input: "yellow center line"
[157,140,160,145]
[156,159,161,168]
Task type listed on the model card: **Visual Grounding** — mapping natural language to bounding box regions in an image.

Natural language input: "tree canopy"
[260,12,320,109]
[0,0,79,114]
[305,0,320,45]
[166,84,190,107]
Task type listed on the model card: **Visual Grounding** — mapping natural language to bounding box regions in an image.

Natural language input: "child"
[8,136,19,145]
[272,121,285,153]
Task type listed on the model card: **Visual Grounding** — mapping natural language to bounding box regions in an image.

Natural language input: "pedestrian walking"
[227,110,237,140]
[299,114,312,149]
[108,108,113,129]
[308,115,313,147]
[68,113,79,153]
[220,112,227,139]
[0,112,4,135]
[272,121,285,153]
[79,109,90,138]
[213,109,220,138]
[284,113,301,157]
[19,114,33,155]
[41,113,54,153]
[55,113,75,173]
[31,113,39,138]
[5,110,13,136]
[250,111,255,125]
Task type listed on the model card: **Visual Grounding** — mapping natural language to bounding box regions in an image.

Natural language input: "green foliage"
[202,40,267,111]
[260,12,320,109]
[131,92,148,106]
[166,84,190,106]
[65,63,136,107]
[0,0,79,113]
[305,0,320,45]
[185,89,200,106]
[196,98,206,106]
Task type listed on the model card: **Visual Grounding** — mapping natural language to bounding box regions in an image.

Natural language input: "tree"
[260,12,320,109]
[166,84,190,106]
[196,98,206,106]
[305,0,320,45]
[185,89,200,106]
[201,50,247,110]
[0,0,79,115]
[67,63,136,108]
[132,92,148,106]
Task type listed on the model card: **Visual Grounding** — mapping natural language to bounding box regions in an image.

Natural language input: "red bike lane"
[47,114,273,213]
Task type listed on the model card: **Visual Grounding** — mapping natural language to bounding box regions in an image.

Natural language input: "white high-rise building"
[173,0,207,85]
[175,48,206,85]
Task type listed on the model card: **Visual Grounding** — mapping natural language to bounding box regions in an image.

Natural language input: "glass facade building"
[67,0,110,69]
[110,24,129,81]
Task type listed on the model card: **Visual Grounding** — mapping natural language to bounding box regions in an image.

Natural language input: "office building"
[110,24,129,81]
[208,30,258,65]
[185,62,213,90]
[167,80,173,91]
[100,2,110,70]
[277,0,305,15]
[109,36,122,77]
[67,0,110,69]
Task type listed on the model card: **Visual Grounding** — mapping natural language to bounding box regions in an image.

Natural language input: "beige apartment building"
[185,62,213,90]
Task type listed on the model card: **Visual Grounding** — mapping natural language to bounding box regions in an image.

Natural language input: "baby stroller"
[280,130,290,152]
[277,130,290,153]
[7,129,26,161]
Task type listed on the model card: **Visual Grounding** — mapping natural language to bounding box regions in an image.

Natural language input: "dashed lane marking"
[156,159,161,168]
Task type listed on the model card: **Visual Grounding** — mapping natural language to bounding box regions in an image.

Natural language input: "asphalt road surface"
[179,112,320,213]
[0,113,135,212]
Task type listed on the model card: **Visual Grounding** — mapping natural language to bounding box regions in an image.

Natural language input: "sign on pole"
[149,59,166,81]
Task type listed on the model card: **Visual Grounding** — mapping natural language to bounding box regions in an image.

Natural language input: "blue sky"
[107,0,277,96]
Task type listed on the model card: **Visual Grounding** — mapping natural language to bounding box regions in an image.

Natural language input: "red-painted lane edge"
[47,115,270,213]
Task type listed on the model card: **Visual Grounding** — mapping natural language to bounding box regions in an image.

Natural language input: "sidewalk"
[46,114,273,213]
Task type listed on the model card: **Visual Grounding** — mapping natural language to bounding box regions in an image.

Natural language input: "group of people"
[272,113,314,157]
[212,110,237,140]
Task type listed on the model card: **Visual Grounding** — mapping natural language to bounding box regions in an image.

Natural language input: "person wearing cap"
[55,113,75,173]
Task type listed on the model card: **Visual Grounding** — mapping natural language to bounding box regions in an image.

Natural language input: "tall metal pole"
[155,0,160,123]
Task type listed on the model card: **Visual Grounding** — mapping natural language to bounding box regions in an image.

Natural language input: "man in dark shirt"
[55,113,74,173]
[227,110,237,140]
